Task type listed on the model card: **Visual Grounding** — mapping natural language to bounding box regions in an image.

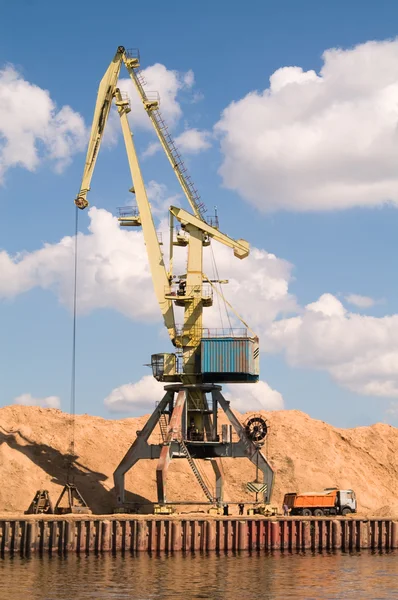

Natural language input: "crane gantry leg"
[113,390,174,505]
[113,384,274,510]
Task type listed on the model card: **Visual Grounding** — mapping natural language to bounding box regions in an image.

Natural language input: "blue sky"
[1,0,398,427]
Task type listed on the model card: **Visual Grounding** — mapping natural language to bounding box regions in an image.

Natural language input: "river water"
[0,552,397,600]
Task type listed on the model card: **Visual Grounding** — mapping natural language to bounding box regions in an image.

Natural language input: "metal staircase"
[125,61,207,222]
[159,413,169,442]
[179,440,214,502]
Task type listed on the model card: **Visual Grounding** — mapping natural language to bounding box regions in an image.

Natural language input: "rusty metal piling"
[0,517,397,555]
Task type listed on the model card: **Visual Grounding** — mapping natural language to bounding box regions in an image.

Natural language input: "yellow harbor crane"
[75,46,274,510]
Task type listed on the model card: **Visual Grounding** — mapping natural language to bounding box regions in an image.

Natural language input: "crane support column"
[114,390,174,505]
[115,89,177,345]
[156,390,186,503]
[212,389,274,503]
[210,458,225,503]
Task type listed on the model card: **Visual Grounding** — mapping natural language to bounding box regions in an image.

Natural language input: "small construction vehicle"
[283,488,357,516]
[247,503,278,516]
[25,490,54,515]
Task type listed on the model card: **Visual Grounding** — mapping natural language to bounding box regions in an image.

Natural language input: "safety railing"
[165,283,213,301]
[117,206,139,218]
[175,326,248,338]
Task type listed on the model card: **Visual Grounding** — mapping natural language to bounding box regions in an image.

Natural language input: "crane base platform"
[113,383,274,510]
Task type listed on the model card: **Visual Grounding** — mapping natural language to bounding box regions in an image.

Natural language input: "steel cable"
[67,205,79,484]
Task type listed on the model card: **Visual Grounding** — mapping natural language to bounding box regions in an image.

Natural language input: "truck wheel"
[302,508,312,516]
[341,507,351,516]
[313,509,324,516]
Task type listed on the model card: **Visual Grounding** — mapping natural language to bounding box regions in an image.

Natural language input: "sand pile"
[0,405,397,516]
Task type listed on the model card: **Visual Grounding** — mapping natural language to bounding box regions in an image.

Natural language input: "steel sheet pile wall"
[0,517,397,555]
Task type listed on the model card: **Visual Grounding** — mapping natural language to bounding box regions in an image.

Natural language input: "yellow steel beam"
[75,47,124,209]
[115,89,177,345]
[170,206,250,259]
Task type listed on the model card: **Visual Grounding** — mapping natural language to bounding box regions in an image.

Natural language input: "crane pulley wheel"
[244,416,268,442]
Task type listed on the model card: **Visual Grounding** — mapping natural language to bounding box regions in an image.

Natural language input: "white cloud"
[3,195,398,403]
[118,63,195,131]
[174,129,211,154]
[215,39,398,212]
[307,293,346,317]
[146,180,181,217]
[201,243,297,331]
[224,381,284,413]
[345,294,376,308]
[266,293,398,398]
[0,200,295,331]
[104,375,283,415]
[0,65,87,180]
[104,375,164,413]
[14,393,60,409]
[142,141,161,158]
[183,70,195,89]
[0,207,159,320]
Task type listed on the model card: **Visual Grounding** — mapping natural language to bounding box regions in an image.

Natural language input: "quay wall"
[0,516,397,555]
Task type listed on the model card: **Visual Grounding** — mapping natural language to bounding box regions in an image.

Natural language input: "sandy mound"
[0,405,397,516]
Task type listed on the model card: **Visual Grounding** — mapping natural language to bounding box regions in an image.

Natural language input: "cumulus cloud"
[0,207,159,320]
[104,375,164,413]
[345,294,376,308]
[0,65,86,180]
[118,63,195,131]
[266,293,398,398]
[146,180,181,217]
[3,200,398,403]
[142,141,161,158]
[104,375,283,415]
[201,244,297,331]
[224,381,284,413]
[174,129,212,154]
[0,205,295,331]
[14,393,60,409]
[216,39,398,212]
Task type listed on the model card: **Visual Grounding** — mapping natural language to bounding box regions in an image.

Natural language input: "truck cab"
[336,489,357,515]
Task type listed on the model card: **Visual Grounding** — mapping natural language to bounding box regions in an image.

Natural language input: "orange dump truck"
[283,488,357,516]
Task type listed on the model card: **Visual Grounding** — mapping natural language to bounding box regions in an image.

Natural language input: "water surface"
[0,552,397,599]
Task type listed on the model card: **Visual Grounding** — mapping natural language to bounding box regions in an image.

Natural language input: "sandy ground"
[0,405,397,517]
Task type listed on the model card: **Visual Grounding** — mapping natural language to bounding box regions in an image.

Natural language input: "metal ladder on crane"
[158,413,169,442]
[179,440,214,502]
[125,58,207,221]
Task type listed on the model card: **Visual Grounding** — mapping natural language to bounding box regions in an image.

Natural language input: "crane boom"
[115,90,177,344]
[170,206,250,259]
[122,54,207,222]
[75,47,124,210]
[73,51,177,344]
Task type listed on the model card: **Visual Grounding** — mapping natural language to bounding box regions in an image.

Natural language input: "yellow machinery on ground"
[74,46,274,510]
